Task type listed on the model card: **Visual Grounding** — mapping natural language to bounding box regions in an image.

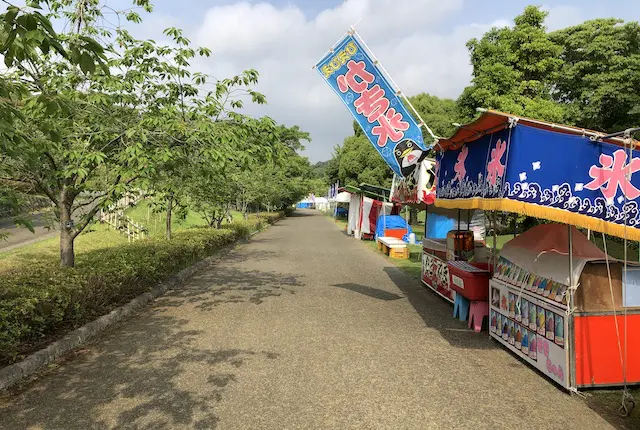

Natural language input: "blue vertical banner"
[315,33,429,178]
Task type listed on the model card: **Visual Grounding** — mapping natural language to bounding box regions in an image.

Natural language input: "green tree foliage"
[458,5,640,135]
[337,135,394,188]
[457,6,566,123]
[405,93,461,139]
[550,19,640,132]
[0,0,309,266]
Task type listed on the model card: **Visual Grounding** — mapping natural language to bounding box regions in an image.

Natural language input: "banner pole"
[350,28,439,143]
[311,30,352,70]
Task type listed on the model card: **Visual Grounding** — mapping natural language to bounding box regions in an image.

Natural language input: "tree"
[0,1,159,267]
[550,19,640,133]
[336,135,393,188]
[0,1,272,265]
[457,6,566,123]
[406,93,461,139]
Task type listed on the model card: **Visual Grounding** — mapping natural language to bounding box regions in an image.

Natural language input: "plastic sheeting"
[375,215,414,242]
[425,206,486,241]
[347,193,362,236]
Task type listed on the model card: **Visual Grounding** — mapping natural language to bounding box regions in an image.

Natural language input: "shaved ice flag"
[314,32,429,178]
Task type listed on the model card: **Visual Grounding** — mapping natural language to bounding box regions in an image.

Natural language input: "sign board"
[315,33,428,178]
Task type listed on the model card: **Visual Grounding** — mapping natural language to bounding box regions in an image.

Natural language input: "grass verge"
[0,212,284,366]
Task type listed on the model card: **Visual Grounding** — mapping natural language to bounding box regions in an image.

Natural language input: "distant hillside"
[311,160,329,179]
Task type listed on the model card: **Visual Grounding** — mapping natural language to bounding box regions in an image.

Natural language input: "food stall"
[434,109,640,394]
[391,159,491,305]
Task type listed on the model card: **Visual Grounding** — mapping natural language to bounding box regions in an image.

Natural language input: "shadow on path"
[163,265,302,311]
[382,266,499,351]
[332,283,404,301]
[0,309,280,429]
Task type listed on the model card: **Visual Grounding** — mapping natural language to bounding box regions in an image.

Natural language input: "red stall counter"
[448,260,491,301]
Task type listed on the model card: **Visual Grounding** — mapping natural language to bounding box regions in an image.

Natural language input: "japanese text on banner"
[315,34,428,178]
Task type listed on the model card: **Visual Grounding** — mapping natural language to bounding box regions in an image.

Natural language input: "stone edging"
[0,224,273,392]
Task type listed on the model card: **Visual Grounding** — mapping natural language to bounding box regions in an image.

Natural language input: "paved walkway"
[0,213,58,252]
[0,211,621,429]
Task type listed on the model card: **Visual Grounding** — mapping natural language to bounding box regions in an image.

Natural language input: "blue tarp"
[296,202,313,209]
[375,215,413,242]
[426,212,455,239]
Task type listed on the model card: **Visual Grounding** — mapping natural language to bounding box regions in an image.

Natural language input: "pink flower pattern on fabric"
[487,139,507,187]
[453,146,468,184]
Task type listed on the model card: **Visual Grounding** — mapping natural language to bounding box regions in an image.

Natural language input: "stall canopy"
[435,110,640,240]
[340,183,392,202]
[500,224,610,287]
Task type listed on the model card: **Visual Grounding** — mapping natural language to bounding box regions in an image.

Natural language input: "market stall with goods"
[434,109,640,394]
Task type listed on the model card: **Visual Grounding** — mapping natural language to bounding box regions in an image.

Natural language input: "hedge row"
[0,214,283,365]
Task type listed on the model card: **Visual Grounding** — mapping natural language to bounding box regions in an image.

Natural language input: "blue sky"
[10,0,640,161]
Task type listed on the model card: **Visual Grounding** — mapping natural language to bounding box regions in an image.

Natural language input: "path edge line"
[0,220,276,392]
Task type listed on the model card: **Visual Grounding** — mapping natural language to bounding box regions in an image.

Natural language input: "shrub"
[224,218,265,238]
[257,211,285,225]
[0,226,253,365]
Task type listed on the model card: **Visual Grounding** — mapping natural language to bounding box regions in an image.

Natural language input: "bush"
[0,224,262,365]
[257,211,285,225]
[224,218,265,238]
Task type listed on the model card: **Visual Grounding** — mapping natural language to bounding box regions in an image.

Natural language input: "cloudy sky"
[17,0,640,161]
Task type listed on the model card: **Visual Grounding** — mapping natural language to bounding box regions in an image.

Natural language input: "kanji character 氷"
[372,108,409,147]
[487,139,507,187]
[453,145,468,184]
[336,60,374,94]
[584,149,640,201]
[354,84,389,123]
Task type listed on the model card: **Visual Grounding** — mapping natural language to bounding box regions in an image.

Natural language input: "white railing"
[100,211,148,242]
[99,191,148,242]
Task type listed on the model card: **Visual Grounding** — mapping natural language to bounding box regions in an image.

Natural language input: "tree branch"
[71,201,103,239]
[72,192,106,211]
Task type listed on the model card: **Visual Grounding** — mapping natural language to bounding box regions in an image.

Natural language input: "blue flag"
[315,33,430,178]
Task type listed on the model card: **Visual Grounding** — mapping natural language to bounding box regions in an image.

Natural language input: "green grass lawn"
[125,200,208,237]
[125,200,247,238]
[0,200,255,274]
[0,224,126,273]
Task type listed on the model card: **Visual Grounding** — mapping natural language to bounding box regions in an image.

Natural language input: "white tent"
[335,192,351,203]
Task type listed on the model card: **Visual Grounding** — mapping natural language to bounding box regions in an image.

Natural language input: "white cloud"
[542,5,585,31]
[113,0,518,161]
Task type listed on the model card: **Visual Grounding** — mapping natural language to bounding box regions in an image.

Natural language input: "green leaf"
[79,52,95,75]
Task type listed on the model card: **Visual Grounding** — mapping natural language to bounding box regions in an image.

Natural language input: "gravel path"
[0,210,620,429]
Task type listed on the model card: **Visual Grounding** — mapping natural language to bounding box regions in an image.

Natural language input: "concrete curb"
[0,220,280,392]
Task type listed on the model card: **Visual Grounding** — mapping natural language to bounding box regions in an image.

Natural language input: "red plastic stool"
[468,301,489,333]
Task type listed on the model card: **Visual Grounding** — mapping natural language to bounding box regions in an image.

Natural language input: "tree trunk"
[409,208,418,226]
[59,197,75,268]
[166,196,173,240]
